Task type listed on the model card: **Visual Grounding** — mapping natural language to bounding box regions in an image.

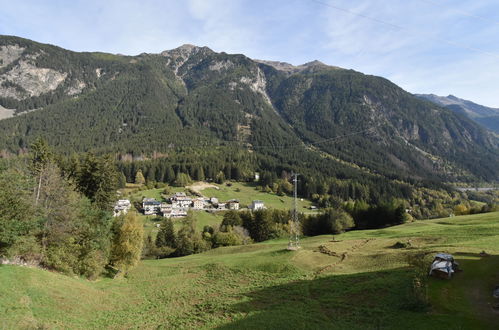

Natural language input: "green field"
[200,182,314,211]
[140,211,223,240]
[125,185,187,202]
[3,212,497,329]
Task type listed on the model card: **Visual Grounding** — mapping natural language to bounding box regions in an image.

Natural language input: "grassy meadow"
[199,182,314,211]
[1,211,498,329]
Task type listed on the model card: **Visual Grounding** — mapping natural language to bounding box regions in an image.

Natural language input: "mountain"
[416,94,499,134]
[0,35,498,184]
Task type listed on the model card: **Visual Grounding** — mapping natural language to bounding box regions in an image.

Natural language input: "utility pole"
[287,173,300,250]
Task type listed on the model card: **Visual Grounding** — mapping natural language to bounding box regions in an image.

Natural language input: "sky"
[1,0,498,107]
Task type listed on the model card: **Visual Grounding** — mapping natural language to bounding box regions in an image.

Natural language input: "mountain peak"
[255,59,340,73]
[160,44,213,58]
[301,60,326,67]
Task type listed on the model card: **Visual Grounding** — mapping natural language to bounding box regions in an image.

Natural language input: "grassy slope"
[200,182,314,211]
[3,212,497,329]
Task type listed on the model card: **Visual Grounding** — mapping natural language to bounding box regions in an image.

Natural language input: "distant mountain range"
[416,94,499,134]
[0,35,497,183]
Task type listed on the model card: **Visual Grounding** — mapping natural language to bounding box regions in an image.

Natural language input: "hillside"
[1,212,498,329]
[416,94,499,134]
[0,35,498,183]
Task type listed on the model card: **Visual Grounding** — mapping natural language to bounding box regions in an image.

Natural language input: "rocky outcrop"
[0,58,67,99]
[239,67,272,105]
[66,79,86,96]
[0,44,25,69]
[0,105,15,120]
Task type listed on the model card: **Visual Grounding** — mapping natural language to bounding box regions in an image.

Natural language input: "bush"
[110,212,144,275]
[302,209,354,236]
[220,210,242,231]
[213,230,242,247]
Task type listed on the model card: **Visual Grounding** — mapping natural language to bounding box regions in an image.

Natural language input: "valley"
[1,211,498,329]
[0,32,498,330]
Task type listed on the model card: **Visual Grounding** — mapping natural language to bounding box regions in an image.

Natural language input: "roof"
[434,253,454,261]
[143,201,161,206]
[252,200,264,203]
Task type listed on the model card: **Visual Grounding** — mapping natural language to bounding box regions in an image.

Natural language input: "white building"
[249,200,265,210]
[192,198,205,210]
[113,199,131,217]
[163,207,188,218]
[143,198,161,215]
[227,199,240,210]
[170,192,192,208]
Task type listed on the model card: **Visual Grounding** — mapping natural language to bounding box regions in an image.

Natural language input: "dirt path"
[186,182,218,197]
[313,239,374,276]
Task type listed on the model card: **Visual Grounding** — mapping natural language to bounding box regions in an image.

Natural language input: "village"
[113,192,266,218]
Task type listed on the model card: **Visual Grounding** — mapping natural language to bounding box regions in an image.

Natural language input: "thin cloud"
[0,0,498,106]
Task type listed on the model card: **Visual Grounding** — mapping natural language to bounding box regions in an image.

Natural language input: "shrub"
[110,212,144,275]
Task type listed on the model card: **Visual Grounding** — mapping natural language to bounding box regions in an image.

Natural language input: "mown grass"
[200,182,314,211]
[2,212,497,329]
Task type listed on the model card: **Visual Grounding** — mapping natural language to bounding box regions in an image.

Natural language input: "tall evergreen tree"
[155,218,176,248]
[135,169,146,185]
[76,153,118,210]
[29,137,53,205]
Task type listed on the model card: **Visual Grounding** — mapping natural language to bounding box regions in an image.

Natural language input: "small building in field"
[160,202,172,215]
[217,202,227,210]
[171,208,188,218]
[192,198,205,210]
[143,198,161,215]
[227,199,240,210]
[170,192,192,208]
[113,199,131,217]
[249,200,265,211]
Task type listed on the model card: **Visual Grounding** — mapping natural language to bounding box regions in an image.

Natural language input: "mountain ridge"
[416,93,499,134]
[0,35,497,183]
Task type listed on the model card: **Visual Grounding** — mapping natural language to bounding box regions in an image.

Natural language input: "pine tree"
[164,166,175,183]
[155,218,176,248]
[118,172,127,188]
[76,153,118,210]
[29,137,52,205]
[215,171,225,184]
[173,172,191,187]
[135,169,145,185]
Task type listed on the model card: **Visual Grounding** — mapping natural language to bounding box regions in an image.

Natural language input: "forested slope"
[0,35,497,184]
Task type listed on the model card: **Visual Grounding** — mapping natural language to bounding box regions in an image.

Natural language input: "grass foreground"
[1,212,498,329]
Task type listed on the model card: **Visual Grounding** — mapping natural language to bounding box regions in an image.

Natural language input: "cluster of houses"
[113,199,131,217]
[113,192,266,218]
[142,192,265,218]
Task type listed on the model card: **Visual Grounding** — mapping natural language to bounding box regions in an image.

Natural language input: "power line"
[310,0,499,60]
[287,172,300,250]
[249,126,377,149]
[161,125,378,150]
[416,0,499,26]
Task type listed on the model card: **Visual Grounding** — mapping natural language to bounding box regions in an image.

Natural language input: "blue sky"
[1,0,498,107]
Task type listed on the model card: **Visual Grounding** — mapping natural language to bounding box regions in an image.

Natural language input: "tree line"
[0,138,142,279]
